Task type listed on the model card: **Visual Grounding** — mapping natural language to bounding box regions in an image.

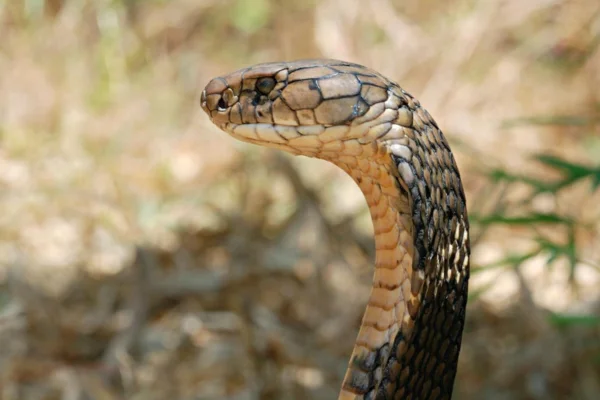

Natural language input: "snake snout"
[201,77,232,111]
[200,77,240,129]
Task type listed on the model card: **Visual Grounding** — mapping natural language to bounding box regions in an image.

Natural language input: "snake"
[201,59,470,400]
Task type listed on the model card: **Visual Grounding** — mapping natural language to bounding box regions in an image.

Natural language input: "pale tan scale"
[256,106,274,124]
[319,73,362,99]
[376,224,402,251]
[352,102,386,126]
[205,93,222,111]
[361,84,388,105]
[296,108,317,125]
[384,93,403,110]
[352,73,381,86]
[362,304,396,331]
[388,319,401,345]
[382,207,403,234]
[373,265,406,289]
[275,69,288,82]
[241,78,257,92]
[369,192,390,219]
[378,171,401,197]
[319,125,351,143]
[204,77,227,96]
[357,141,378,158]
[412,110,426,131]
[355,327,388,350]
[395,295,408,320]
[288,66,336,81]
[342,140,365,156]
[334,64,376,76]
[222,88,237,106]
[361,122,393,144]
[375,248,400,268]
[287,134,322,148]
[255,124,286,144]
[404,94,418,109]
[369,286,404,310]
[400,253,413,280]
[297,125,325,136]
[201,59,470,400]
[373,213,397,235]
[396,107,414,127]
[318,151,339,161]
[390,142,413,160]
[367,109,399,132]
[282,80,322,110]
[423,167,432,186]
[232,124,259,140]
[397,162,415,186]
[227,105,241,124]
[337,155,359,168]
[382,129,411,145]
[315,96,361,125]
[357,158,371,174]
[399,228,414,253]
[241,104,258,124]
[365,161,382,188]
[275,125,301,140]
[272,81,286,95]
[321,140,344,152]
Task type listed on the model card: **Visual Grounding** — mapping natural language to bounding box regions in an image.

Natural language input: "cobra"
[201,59,470,400]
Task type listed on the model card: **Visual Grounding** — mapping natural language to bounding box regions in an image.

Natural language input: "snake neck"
[331,138,469,400]
[333,152,415,400]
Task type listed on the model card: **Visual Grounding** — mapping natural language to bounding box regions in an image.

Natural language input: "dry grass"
[0,0,599,399]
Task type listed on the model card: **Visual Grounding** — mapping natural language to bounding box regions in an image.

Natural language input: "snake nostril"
[217,98,227,111]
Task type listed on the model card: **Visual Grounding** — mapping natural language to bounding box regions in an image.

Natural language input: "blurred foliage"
[473,153,599,281]
[0,0,599,399]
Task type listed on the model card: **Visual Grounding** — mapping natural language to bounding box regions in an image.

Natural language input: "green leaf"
[472,250,540,274]
[486,168,558,192]
[472,212,573,226]
[535,229,578,278]
[591,168,600,190]
[534,154,600,192]
[548,312,600,327]
[535,154,592,177]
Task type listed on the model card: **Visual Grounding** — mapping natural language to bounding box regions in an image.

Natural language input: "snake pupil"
[256,77,276,94]
[217,98,227,111]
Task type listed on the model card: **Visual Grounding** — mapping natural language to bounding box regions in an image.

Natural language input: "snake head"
[201,59,418,158]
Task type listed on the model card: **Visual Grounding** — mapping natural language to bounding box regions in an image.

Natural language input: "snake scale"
[201,59,470,400]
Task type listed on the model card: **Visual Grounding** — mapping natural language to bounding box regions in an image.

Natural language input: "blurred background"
[1,0,599,399]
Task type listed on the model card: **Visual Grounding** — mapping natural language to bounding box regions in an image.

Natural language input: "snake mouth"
[221,122,328,155]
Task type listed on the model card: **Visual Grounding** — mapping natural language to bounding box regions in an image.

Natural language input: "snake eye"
[256,77,276,95]
[217,98,228,111]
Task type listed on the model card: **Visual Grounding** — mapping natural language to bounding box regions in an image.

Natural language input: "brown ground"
[1,1,599,399]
